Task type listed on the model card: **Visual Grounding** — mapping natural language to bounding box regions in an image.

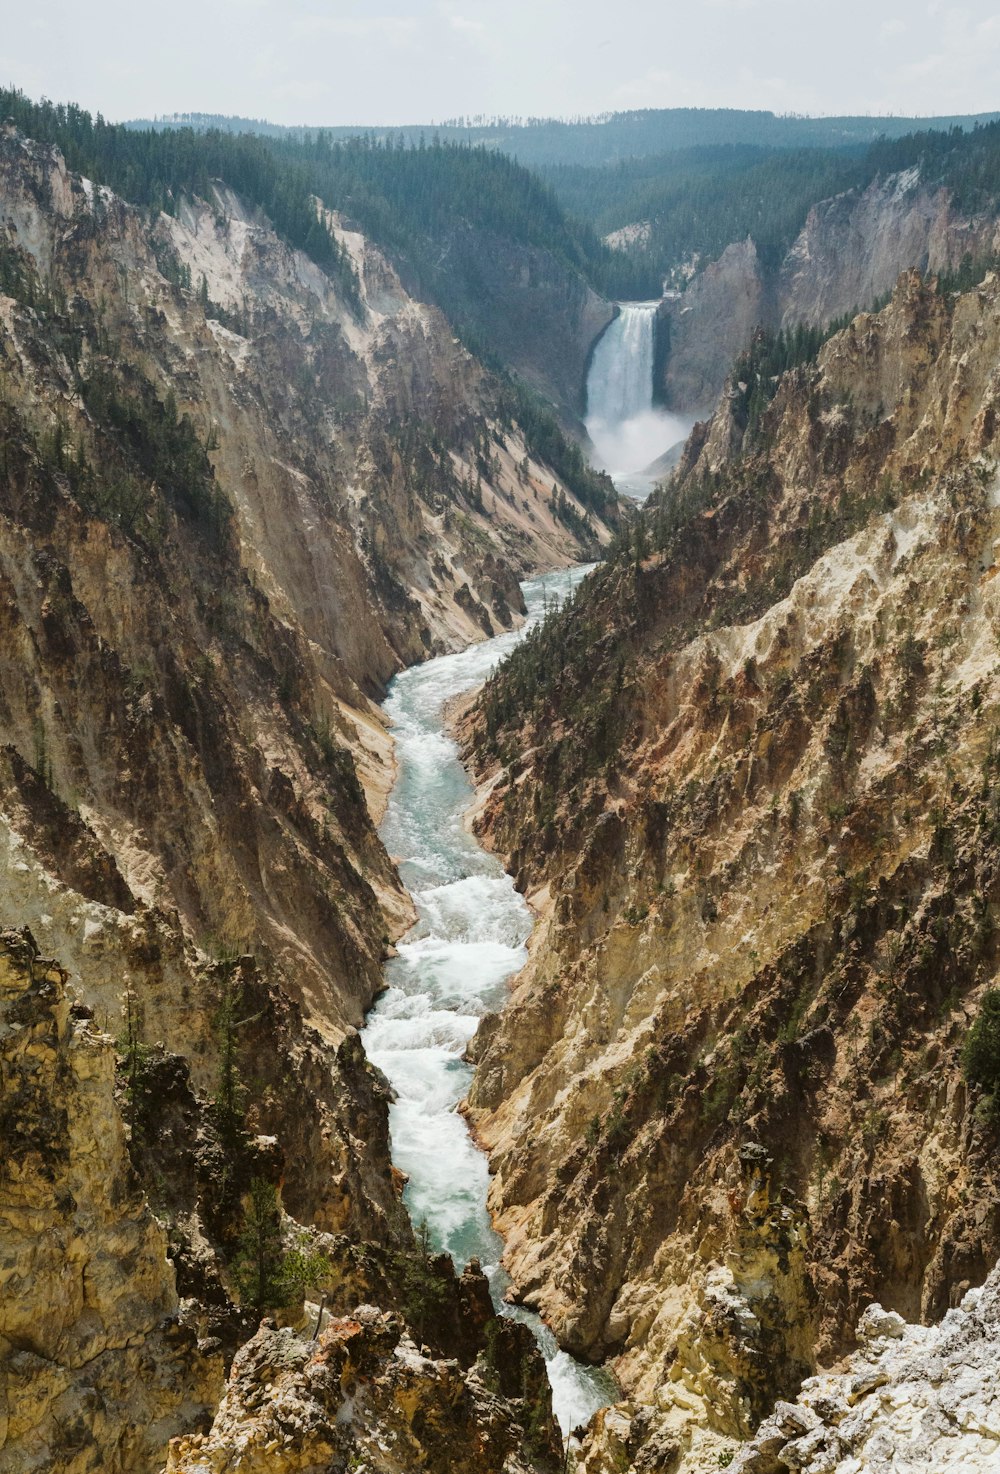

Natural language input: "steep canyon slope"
[0,121,617,1472]
[664,167,1000,412]
[466,269,1000,1470]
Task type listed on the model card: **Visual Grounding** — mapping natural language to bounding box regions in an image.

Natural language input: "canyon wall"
[466,269,1000,1470]
[400,221,614,416]
[663,167,1000,413]
[0,123,618,1471]
[0,928,222,1473]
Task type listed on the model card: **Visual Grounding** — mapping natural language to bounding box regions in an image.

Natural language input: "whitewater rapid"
[586,300,693,499]
[359,565,616,1437]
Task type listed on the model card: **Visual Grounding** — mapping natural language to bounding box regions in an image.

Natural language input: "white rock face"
[732,1267,1000,1473]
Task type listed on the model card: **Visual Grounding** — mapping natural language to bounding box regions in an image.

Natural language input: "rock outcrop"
[466,269,1000,1468]
[776,169,1000,333]
[664,238,769,412]
[0,928,222,1473]
[165,1308,562,1474]
[732,1268,1000,1473]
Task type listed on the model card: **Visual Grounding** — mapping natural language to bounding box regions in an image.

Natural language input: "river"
[359,563,617,1437]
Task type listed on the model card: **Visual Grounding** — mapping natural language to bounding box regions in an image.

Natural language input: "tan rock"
[0,929,222,1473]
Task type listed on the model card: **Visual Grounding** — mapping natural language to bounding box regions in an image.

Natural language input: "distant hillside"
[124,106,1000,297]
[129,107,1000,169]
[546,120,1000,285]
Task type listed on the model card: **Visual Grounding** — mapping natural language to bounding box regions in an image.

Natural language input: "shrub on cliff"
[963,988,1000,1122]
[230,1177,329,1312]
[397,1219,450,1345]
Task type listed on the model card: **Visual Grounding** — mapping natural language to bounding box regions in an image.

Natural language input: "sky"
[3,0,1000,127]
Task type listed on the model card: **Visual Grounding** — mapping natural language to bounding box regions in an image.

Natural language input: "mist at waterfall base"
[586,301,693,499]
[359,565,617,1439]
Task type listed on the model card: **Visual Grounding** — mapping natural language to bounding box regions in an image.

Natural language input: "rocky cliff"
[0,928,223,1472]
[0,122,619,1472]
[465,269,1000,1469]
[663,238,769,413]
[399,221,614,416]
[166,1308,562,1474]
[663,167,1000,413]
[731,1270,1000,1473]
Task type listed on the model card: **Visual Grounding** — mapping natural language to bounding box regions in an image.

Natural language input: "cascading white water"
[359,565,617,1440]
[587,302,658,427]
[585,300,693,498]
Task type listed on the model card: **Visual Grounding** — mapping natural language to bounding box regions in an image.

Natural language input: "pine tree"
[212,961,260,1147]
[229,1177,330,1312]
[230,1177,288,1311]
[399,1218,448,1344]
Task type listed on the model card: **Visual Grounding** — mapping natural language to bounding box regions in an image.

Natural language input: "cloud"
[435,4,490,53]
[877,1,1000,112]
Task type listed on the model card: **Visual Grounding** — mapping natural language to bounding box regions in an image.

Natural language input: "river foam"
[359,565,617,1437]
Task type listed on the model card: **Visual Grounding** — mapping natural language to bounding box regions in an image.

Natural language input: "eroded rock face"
[777,169,1000,333]
[0,928,222,1473]
[664,239,768,413]
[5,125,614,672]
[0,123,617,1473]
[403,221,614,416]
[465,270,1000,1467]
[165,1308,562,1474]
[0,117,619,1270]
[662,166,1000,413]
[731,1266,1000,1473]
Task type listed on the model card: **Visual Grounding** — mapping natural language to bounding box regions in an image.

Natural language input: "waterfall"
[585,301,693,495]
[586,302,658,426]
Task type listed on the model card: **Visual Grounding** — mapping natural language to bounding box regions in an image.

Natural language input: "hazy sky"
[4,0,1000,126]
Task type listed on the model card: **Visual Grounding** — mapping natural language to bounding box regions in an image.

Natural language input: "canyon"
[0,120,615,1473]
[663,164,1000,414]
[4,98,1000,1474]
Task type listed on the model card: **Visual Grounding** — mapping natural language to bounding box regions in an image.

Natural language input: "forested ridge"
[10,86,1000,338]
[0,88,655,307]
[542,145,866,275]
[130,105,1000,168]
[545,119,1000,283]
[117,104,1000,292]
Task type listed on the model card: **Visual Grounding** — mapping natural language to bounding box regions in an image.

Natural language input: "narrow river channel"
[359,563,617,1436]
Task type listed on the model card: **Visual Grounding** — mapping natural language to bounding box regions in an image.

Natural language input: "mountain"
[657,127,1000,410]
[463,267,1000,1471]
[8,73,1000,1474]
[1,87,657,413]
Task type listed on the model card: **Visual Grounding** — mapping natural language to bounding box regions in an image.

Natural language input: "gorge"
[4,86,1000,1474]
[465,267,1000,1472]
